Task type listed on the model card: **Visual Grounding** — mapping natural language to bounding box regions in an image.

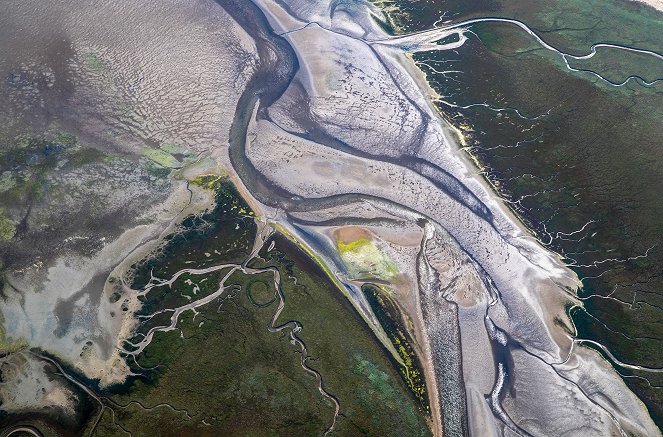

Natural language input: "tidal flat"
[377,0,663,427]
[1,0,662,435]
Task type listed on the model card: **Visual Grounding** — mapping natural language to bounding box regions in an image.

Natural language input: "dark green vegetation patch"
[86,181,431,436]
[362,284,429,414]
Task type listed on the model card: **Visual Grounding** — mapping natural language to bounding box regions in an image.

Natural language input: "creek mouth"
[86,178,430,435]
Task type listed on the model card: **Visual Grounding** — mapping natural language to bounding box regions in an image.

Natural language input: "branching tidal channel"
[118,224,340,436]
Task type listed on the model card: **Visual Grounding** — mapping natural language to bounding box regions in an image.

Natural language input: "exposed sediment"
[0,0,659,435]
[217,0,661,435]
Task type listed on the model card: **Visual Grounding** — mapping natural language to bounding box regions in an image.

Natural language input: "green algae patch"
[83,50,107,72]
[0,213,16,242]
[352,356,401,405]
[352,355,427,436]
[0,332,27,355]
[0,172,16,193]
[337,237,399,280]
[53,131,77,147]
[142,148,180,168]
[159,143,190,156]
[142,160,171,179]
[0,131,111,207]
[143,144,197,171]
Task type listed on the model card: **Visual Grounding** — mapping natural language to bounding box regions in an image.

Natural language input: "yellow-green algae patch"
[273,225,402,365]
[337,237,399,280]
[191,174,226,192]
[0,313,27,354]
[363,284,429,414]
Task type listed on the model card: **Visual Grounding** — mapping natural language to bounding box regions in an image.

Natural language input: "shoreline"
[633,0,663,12]
[3,0,658,433]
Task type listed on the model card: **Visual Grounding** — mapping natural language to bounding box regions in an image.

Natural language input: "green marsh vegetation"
[92,181,431,436]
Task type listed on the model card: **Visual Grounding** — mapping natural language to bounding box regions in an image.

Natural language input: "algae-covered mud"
[1,0,661,435]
